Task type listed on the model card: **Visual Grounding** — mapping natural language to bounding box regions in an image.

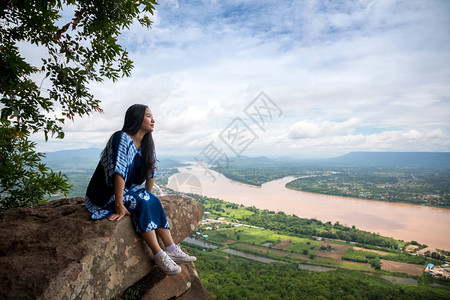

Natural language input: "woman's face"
[140,108,155,133]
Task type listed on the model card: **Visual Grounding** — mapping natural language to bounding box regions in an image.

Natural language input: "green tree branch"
[0,0,158,211]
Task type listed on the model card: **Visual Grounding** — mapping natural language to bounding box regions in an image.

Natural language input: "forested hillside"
[177,194,450,299]
[184,245,450,300]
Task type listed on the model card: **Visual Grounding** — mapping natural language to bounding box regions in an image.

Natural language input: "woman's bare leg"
[156,227,174,247]
[142,228,175,254]
[141,230,162,254]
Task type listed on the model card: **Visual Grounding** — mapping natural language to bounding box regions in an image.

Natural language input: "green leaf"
[0,0,158,212]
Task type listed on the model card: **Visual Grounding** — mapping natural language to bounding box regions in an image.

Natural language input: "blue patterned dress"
[85,131,169,233]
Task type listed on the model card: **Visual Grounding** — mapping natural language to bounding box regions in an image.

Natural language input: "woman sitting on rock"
[85,104,195,275]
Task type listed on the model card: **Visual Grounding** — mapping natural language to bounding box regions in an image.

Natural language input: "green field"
[189,193,448,272]
[170,243,450,300]
[171,194,450,299]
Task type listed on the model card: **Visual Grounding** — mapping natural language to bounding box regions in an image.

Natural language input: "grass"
[311,258,373,271]
[194,196,439,283]
[202,203,255,220]
[206,226,321,251]
[285,242,320,254]
[232,242,310,261]
[198,225,403,275]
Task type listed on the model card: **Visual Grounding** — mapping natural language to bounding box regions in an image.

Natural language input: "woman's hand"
[108,203,130,221]
[110,173,129,221]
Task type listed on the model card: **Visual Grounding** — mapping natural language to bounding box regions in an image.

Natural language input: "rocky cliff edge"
[0,195,211,300]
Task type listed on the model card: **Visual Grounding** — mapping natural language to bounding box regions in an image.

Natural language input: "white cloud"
[285,128,449,158]
[25,0,450,157]
[286,118,361,139]
[157,101,224,134]
[426,128,446,139]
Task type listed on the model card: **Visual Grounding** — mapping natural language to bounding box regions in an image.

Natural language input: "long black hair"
[121,104,156,180]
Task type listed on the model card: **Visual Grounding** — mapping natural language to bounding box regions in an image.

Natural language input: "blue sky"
[31,0,450,158]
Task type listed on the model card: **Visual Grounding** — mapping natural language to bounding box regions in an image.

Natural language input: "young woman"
[85,104,195,275]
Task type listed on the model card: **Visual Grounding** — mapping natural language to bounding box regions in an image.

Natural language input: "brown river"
[168,164,450,251]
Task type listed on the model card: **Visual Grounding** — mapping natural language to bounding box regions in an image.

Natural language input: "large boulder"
[125,261,212,300]
[0,195,207,299]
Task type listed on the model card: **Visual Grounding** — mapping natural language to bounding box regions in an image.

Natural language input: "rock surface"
[124,259,213,300]
[0,195,207,299]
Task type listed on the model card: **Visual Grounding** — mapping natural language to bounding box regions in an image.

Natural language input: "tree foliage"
[1,0,158,137]
[0,0,158,211]
[0,126,71,212]
[180,244,450,300]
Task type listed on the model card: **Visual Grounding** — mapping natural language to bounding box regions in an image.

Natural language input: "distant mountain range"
[44,148,102,159]
[328,151,450,167]
[42,148,102,169]
[42,148,190,170]
[42,148,450,169]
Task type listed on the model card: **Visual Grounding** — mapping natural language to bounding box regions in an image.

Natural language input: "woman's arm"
[108,173,130,221]
[145,177,155,193]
